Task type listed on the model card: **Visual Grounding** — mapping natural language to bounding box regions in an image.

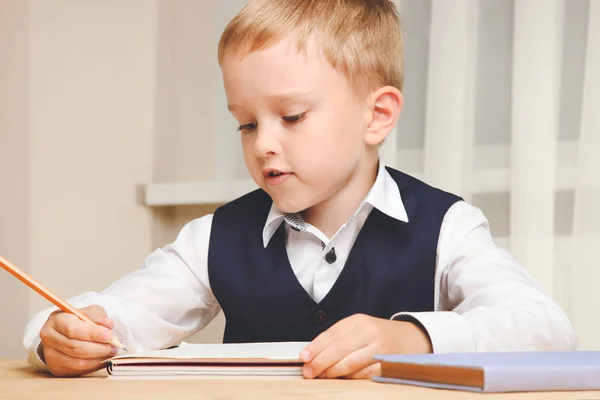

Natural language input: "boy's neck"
[300,157,379,239]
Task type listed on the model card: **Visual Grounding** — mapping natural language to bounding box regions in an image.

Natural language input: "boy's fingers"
[303,329,367,379]
[52,313,113,344]
[95,317,115,330]
[44,326,118,359]
[80,305,110,324]
[301,330,334,365]
[343,362,381,380]
[80,305,116,330]
[301,316,359,363]
[44,347,109,377]
[319,345,375,379]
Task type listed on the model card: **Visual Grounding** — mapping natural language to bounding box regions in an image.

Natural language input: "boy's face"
[222,34,373,214]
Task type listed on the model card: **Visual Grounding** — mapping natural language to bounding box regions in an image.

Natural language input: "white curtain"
[389,0,599,350]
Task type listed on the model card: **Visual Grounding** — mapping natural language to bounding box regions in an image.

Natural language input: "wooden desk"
[2,359,599,400]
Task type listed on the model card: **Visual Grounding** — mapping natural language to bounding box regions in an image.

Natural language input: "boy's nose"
[253,128,280,158]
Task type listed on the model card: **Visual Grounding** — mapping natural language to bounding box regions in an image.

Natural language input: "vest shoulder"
[214,188,272,217]
[385,167,464,203]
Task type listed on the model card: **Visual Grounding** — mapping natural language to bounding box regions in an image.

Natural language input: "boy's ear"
[364,86,404,146]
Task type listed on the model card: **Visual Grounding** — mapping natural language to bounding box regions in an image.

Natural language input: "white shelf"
[144,143,579,206]
[145,180,258,206]
[143,167,577,206]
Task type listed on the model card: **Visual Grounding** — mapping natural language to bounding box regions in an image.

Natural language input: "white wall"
[27,0,157,313]
[0,0,30,358]
[0,0,156,357]
[153,0,217,183]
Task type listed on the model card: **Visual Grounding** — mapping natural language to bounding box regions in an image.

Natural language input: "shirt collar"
[262,161,409,247]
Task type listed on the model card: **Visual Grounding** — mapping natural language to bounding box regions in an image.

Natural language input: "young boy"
[23,0,575,379]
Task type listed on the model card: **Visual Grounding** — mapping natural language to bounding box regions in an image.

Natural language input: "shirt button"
[313,310,328,325]
[325,248,337,264]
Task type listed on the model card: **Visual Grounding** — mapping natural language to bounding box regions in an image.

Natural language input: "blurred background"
[0,0,598,358]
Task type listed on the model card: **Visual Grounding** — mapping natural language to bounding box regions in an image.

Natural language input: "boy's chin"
[269,196,308,215]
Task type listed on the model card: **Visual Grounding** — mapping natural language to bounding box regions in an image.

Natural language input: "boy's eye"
[282,112,307,124]
[237,122,257,133]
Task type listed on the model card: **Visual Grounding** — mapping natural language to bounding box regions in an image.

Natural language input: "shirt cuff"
[391,311,477,354]
[26,337,50,373]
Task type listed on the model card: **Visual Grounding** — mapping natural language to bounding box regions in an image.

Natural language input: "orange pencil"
[0,255,124,349]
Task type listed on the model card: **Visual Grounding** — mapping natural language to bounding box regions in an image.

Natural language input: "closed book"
[373,351,600,392]
[107,341,307,379]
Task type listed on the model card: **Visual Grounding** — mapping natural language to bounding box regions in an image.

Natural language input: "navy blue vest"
[207,167,461,343]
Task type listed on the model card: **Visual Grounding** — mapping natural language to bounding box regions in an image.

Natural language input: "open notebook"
[106,342,308,379]
[373,351,600,393]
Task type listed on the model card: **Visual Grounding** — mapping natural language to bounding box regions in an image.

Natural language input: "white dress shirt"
[22,162,577,372]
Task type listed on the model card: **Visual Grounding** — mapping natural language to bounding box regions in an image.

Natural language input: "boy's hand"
[300,314,432,379]
[39,305,120,377]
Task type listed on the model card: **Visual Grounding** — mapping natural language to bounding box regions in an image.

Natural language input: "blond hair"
[218,0,403,95]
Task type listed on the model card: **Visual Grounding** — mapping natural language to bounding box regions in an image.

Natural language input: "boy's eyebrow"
[228,92,313,112]
[267,92,312,102]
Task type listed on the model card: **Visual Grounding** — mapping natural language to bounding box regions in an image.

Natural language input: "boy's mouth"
[262,168,293,186]
[262,168,289,178]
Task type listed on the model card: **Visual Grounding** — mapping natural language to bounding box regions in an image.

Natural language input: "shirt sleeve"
[392,201,577,353]
[22,214,220,372]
